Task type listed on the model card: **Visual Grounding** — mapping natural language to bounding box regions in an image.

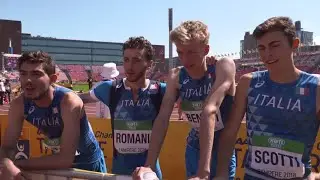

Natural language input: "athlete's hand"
[0,159,26,180]
[308,172,320,180]
[206,56,218,65]
[132,166,157,180]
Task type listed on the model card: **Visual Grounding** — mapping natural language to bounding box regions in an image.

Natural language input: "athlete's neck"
[268,61,301,84]
[33,86,55,108]
[125,78,148,91]
[187,59,207,79]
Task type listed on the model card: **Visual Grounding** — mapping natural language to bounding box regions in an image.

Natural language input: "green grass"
[73,84,90,92]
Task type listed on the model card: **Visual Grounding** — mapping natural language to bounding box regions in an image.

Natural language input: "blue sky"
[1,0,319,58]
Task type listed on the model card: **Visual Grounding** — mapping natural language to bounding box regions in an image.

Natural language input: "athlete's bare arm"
[197,57,236,177]
[144,68,180,169]
[78,92,99,104]
[0,95,25,161]
[15,92,83,170]
[214,73,252,178]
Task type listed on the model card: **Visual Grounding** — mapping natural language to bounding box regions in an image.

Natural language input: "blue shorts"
[112,153,162,179]
[185,144,236,180]
[73,156,107,173]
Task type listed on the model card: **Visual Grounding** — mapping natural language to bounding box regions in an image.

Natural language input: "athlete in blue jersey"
[215,17,320,180]
[79,37,166,178]
[0,51,106,179]
[133,20,236,180]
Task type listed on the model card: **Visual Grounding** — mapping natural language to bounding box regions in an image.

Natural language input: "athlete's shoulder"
[216,56,235,66]
[215,57,236,76]
[62,91,83,107]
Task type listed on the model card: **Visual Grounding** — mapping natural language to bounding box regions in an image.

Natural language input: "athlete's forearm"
[15,153,74,170]
[216,128,239,177]
[78,93,97,104]
[198,110,216,177]
[145,116,170,169]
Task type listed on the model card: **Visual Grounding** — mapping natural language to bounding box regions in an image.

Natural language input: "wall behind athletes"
[1,116,320,180]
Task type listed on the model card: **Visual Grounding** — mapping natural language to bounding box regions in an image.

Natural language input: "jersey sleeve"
[89,81,112,106]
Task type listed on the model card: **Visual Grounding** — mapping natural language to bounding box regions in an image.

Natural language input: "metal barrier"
[24,169,132,180]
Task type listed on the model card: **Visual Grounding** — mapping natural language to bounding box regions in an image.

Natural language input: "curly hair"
[253,16,296,46]
[122,36,155,61]
[17,51,56,75]
[170,20,210,45]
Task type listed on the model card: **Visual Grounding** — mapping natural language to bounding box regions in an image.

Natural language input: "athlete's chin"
[126,76,141,82]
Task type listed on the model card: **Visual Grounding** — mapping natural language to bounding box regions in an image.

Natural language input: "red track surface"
[0,103,182,120]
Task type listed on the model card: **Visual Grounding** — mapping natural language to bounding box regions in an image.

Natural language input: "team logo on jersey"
[254,81,265,88]
[116,83,122,89]
[52,107,58,114]
[183,79,190,85]
[28,106,35,114]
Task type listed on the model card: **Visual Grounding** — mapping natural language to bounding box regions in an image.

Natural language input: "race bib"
[181,100,224,131]
[250,135,305,179]
[42,137,61,154]
[114,120,152,154]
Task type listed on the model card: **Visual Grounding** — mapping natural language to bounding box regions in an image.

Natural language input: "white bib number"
[250,135,305,179]
[114,130,152,154]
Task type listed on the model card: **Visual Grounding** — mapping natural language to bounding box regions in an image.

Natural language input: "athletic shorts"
[73,156,107,173]
[185,143,236,180]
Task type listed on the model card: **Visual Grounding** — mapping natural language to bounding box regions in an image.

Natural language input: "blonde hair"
[170,20,210,45]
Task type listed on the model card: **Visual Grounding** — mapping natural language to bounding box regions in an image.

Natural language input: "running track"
[0,103,181,120]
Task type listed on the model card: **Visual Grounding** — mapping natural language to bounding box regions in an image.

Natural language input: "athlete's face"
[257,31,299,69]
[19,62,57,100]
[175,40,209,71]
[123,48,151,82]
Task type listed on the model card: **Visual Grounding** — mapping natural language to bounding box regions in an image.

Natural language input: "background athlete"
[79,36,166,179]
[133,20,236,180]
[215,16,320,180]
[0,51,106,179]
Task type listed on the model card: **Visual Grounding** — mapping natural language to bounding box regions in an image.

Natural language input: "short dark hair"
[17,51,56,75]
[253,16,296,46]
[122,36,154,61]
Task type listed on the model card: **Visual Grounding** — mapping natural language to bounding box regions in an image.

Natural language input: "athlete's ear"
[148,60,154,69]
[49,74,58,84]
[292,38,300,49]
[204,45,210,55]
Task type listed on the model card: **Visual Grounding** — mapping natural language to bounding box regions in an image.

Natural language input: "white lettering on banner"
[250,146,305,179]
[114,130,151,154]
[184,110,224,131]
[253,94,301,112]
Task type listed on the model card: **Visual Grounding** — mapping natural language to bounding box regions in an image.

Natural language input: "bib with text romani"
[114,120,152,154]
[181,100,224,132]
[250,135,305,179]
